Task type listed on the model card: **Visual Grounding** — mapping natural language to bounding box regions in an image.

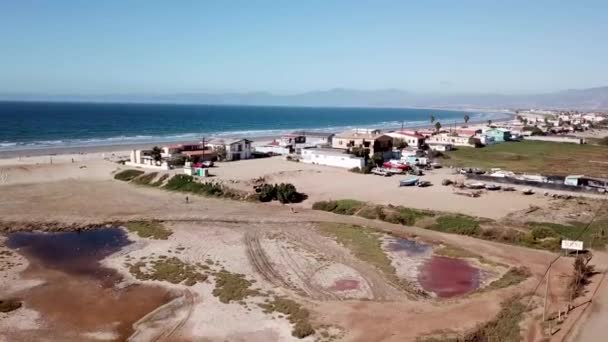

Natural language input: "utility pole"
[543,265,551,322]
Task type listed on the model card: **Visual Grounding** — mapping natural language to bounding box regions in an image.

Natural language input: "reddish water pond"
[6,228,175,341]
[330,279,360,291]
[417,256,480,298]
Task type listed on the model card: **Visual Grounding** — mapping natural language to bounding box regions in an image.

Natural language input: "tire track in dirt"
[282,224,400,301]
[244,230,292,290]
[273,236,340,300]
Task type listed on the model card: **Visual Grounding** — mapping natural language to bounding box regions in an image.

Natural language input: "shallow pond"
[6,228,174,341]
[417,256,481,298]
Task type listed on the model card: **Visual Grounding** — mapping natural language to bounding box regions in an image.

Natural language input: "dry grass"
[124,221,172,240]
[127,257,207,286]
[260,297,315,338]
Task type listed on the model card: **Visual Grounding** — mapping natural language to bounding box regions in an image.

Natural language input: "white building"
[427,133,475,147]
[386,131,426,148]
[300,148,365,169]
[207,138,252,161]
[126,150,170,170]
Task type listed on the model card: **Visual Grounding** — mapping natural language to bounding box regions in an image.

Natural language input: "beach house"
[427,132,475,147]
[482,128,511,143]
[161,142,217,162]
[207,138,252,161]
[332,129,393,158]
[300,148,365,169]
[289,131,334,146]
[386,131,426,148]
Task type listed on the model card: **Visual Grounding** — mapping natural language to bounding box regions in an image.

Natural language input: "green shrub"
[164,175,224,196]
[311,200,338,212]
[382,206,433,226]
[357,205,381,220]
[114,169,145,181]
[260,297,314,338]
[332,199,365,215]
[255,183,305,203]
[124,221,172,240]
[432,215,481,236]
[257,184,277,202]
[132,172,158,185]
[531,225,558,240]
[150,174,169,187]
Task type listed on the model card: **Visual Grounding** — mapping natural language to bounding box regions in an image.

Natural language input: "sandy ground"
[0,155,603,341]
[209,157,571,219]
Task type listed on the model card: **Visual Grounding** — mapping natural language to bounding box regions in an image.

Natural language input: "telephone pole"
[543,265,551,322]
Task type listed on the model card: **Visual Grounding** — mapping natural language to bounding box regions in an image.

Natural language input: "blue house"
[484,128,511,143]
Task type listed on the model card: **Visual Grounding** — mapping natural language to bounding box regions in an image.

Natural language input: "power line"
[525,197,608,311]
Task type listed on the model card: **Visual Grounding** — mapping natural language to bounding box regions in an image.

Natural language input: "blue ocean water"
[0,101,507,151]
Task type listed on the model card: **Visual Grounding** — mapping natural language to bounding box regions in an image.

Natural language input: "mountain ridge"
[2,86,608,110]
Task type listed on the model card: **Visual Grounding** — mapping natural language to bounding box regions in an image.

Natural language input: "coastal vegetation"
[131,172,159,185]
[260,297,315,338]
[114,169,145,181]
[317,222,418,294]
[484,267,531,291]
[127,257,207,286]
[255,183,306,203]
[443,140,608,177]
[163,174,243,199]
[212,270,259,303]
[312,199,608,252]
[421,297,528,342]
[568,255,595,298]
[124,221,172,240]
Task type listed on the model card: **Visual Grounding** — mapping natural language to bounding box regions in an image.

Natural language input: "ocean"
[0,101,509,151]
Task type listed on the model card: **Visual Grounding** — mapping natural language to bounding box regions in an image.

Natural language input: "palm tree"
[151,146,162,162]
[430,115,436,124]
[464,114,470,125]
[487,119,493,126]
[434,121,442,132]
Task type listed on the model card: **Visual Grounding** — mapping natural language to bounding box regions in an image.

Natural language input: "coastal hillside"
[3,86,608,110]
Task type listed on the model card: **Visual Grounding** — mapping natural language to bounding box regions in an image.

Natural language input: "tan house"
[332,130,393,157]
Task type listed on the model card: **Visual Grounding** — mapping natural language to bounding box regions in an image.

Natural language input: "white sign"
[561,240,584,251]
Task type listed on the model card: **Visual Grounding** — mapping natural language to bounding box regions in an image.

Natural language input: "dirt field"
[0,156,605,341]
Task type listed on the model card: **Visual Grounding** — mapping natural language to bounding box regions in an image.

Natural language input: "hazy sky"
[1,0,607,95]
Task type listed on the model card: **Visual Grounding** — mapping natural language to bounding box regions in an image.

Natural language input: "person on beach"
[186,196,189,204]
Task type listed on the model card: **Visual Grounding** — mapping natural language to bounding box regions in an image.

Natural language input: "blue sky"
[1,0,607,95]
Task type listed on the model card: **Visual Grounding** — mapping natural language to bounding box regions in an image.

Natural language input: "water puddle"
[5,228,175,341]
[330,279,360,291]
[417,256,480,298]
[385,237,432,256]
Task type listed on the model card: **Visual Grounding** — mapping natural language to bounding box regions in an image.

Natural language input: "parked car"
[371,167,391,177]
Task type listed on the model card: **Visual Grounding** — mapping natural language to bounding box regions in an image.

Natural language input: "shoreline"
[0,114,513,159]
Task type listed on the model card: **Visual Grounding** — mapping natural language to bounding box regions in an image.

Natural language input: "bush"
[164,175,224,196]
[569,255,595,298]
[382,206,433,226]
[257,184,277,202]
[132,172,158,185]
[312,200,338,212]
[432,215,481,236]
[254,183,305,203]
[114,169,145,181]
[531,226,558,240]
[311,199,364,215]
[332,199,365,215]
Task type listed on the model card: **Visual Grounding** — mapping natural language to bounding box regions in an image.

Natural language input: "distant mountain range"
[2,86,608,110]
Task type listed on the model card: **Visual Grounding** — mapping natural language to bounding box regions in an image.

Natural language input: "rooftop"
[335,131,389,140]
[303,148,361,158]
